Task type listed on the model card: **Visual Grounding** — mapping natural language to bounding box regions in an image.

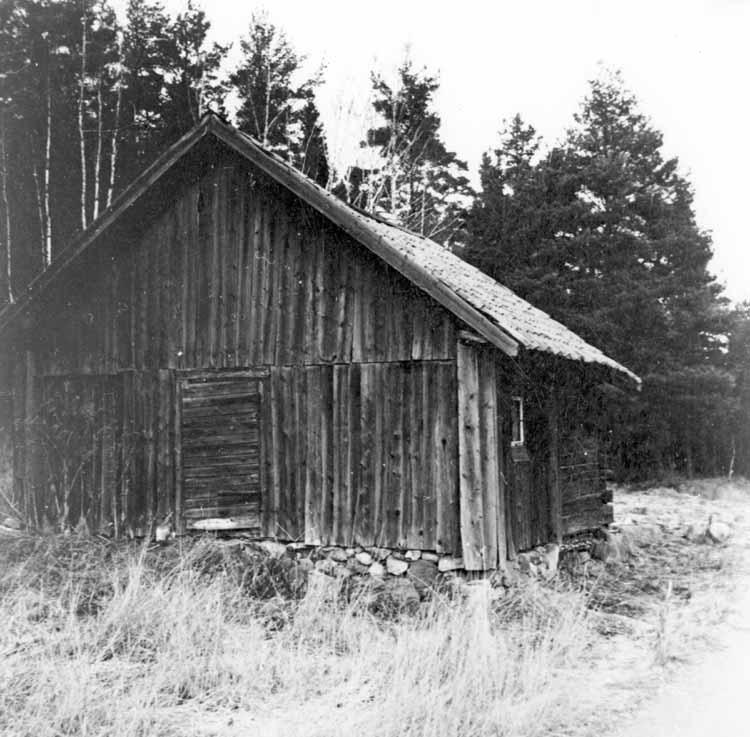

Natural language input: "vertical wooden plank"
[146,228,160,369]
[385,364,403,546]
[371,362,385,546]
[208,168,222,367]
[435,361,459,554]
[133,242,145,369]
[158,211,172,368]
[238,176,254,366]
[398,364,411,548]
[278,367,294,539]
[119,371,132,536]
[195,178,211,367]
[304,367,321,544]
[260,200,276,365]
[406,363,423,549]
[421,363,435,550]
[281,215,299,364]
[22,351,40,528]
[350,255,364,363]
[313,232,327,363]
[301,222,316,364]
[321,236,338,362]
[320,365,334,543]
[171,193,186,368]
[248,189,263,365]
[269,369,282,537]
[347,363,361,545]
[411,299,425,361]
[457,340,488,570]
[479,351,502,569]
[144,373,156,533]
[11,357,26,525]
[334,236,351,362]
[356,364,375,546]
[223,167,238,367]
[290,223,307,361]
[332,364,349,544]
[294,367,307,540]
[257,200,274,365]
[232,168,246,366]
[99,381,115,534]
[156,370,172,521]
[547,388,562,543]
[174,376,183,535]
[272,209,290,366]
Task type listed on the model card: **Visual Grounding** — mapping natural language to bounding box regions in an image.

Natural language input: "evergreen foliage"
[465,71,737,479]
[342,59,473,246]
[229,13,330,186]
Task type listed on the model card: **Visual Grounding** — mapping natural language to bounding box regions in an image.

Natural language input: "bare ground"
[607,479,750,737]
[569,477,750,737]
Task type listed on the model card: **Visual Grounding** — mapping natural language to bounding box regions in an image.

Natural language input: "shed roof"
[0,114,639,386]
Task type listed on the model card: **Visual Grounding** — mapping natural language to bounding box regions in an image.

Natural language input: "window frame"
[510,395,525,447]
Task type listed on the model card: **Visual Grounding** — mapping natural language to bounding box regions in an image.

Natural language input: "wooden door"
[177,370,267,533]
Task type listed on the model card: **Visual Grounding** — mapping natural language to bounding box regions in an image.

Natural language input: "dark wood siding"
[559,433,612,536]
[31,155,457,377]
[36,375,122,533]
[262,361,459,553]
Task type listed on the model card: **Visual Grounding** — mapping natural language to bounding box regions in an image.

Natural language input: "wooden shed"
[0,114,639,570]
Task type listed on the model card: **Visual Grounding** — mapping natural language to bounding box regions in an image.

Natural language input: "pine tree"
[119,0,173,181]
[229,12,330,184]
[161,1,228,135]
[347,58,473,246]
[466,70,733,478]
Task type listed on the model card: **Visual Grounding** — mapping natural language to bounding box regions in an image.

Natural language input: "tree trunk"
[43,74,52,267]
[106,50,123,209]
[78,9,88,230]
[0,110,12,304]
[93,76,103,220]
[31,154,45,262]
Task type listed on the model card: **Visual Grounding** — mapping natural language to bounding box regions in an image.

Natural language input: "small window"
[511,396,524,446]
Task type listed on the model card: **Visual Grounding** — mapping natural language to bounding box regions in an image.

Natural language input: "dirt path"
[615,484,750,737]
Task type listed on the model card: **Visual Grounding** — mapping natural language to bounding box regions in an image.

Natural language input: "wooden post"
[457,339,492,570]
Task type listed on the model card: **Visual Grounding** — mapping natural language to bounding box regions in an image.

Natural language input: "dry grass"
[0,476,746,737]
[0,535,595,737]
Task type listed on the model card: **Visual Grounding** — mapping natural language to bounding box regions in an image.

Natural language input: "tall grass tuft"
[0,536,595,737]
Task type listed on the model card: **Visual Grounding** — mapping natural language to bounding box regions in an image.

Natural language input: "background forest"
[0,0,748,482]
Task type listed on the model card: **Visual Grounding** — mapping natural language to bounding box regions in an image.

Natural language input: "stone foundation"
[250,539,563,588]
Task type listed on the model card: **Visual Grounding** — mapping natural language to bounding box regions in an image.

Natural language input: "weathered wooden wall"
[22,370,177,536]
[559,432,612,536]
[30,153,457,377]
[5,142,610,557]
[9,147,463,548]
[263,361,459,553]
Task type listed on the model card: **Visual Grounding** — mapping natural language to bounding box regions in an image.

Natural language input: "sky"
[114,0,750,302]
